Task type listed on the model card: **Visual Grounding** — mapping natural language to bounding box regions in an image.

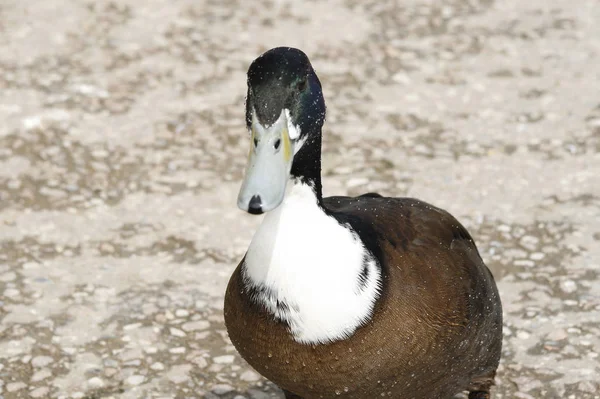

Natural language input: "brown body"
[225,197,502,399]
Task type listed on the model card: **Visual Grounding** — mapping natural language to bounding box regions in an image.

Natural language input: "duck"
[224,47,502,399]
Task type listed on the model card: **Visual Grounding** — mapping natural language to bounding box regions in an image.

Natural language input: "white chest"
[243,182,381,344]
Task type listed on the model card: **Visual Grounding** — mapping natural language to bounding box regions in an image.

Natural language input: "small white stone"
[22,261,40,270]
[170,327,186,337]
[175,309,189,317]
[182,320,210,331]
[123,323,142,331]
[23,116,42,130]
[30,387,50,398]
[87,377,104,388]
[4,288,20,297]
[7,382,27,392]
[0,272,16,282]
[530,252,545,260]
[195,331,210,340]
[167,364,192,384]
[240,370,260,382]
[63,347,77,355]
[517,330,530,340]
[212,384,235,395]
[346,177,369,188]
[125,375,145,386]
[192,356,208,368]
[497,224,511,233]
[31,369,52,382]
[213,355,235,364]
[578,381,597,393]
[31,355,54,368]
[151,362,165,371]
[560,280,577,293]
[195,300,208,308]
[546,329,568,341]
[169,347,186,354]
[514,259,534,267]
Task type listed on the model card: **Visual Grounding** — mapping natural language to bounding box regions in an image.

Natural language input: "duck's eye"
[296,77,307,92]
[274,138,281,150]
[253,137,258,147]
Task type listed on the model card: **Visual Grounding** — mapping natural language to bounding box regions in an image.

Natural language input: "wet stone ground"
[0,0,599,398]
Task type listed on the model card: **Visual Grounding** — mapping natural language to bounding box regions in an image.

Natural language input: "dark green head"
[245,47,325,140]
[238,47,326,214]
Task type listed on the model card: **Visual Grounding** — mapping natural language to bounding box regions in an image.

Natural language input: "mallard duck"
[224,47,502,399]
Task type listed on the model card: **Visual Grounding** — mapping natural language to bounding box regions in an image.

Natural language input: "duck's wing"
[323,194,502,378]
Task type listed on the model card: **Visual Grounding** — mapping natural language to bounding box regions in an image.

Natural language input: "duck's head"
[237,47,326,215]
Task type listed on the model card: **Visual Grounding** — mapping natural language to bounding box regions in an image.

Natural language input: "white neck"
[243,181,381,344]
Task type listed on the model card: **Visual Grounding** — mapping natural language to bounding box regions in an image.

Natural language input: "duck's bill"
[237,112,294,215]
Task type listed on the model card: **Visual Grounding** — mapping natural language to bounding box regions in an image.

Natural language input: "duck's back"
[225,196,502,399]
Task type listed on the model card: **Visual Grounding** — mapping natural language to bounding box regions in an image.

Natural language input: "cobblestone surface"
[0,0,599,398]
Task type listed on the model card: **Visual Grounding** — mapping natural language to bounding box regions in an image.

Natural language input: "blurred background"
[0,0,599,398]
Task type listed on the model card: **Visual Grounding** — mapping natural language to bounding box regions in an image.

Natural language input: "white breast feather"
[244,182,382,344]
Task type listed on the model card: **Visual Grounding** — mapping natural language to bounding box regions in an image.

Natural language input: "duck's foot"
[468,391,490,399]
[282,389,304,399]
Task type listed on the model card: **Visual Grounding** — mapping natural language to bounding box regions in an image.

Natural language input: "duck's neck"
[290,131,323,203]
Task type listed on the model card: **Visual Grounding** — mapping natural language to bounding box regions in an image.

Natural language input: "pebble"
[577,380,597,393]
[31,369,52,382]
[240,370,261,382]
[192,356,208,368]
[530,252,545,260]
[175,309,189,317]
[248,389,271,399]
[212,384,235,394]
[31,355,54,368]
[346,177,369,188]
[182,320,210,331]
[167,364,192,384]
[124,322,142,331]
[88,377,105,388]
[213,355,235,364]
[104,367,118,377]
[514,259,534,267]
[30,387,50,398]
[519,235,539,249]
[547,329,568,341]
[6,382,26,392]
[151,362,165,371]
[560,280,577,293]
[125,375,145,386]
[3,288,20,297]
[169,346,186,354]
[170,327,186,337]
[0,272,16,282]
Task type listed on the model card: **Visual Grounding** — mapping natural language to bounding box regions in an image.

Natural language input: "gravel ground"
[0,0,599,398]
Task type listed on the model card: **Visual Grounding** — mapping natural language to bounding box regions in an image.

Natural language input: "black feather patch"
[356,257,371,292]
